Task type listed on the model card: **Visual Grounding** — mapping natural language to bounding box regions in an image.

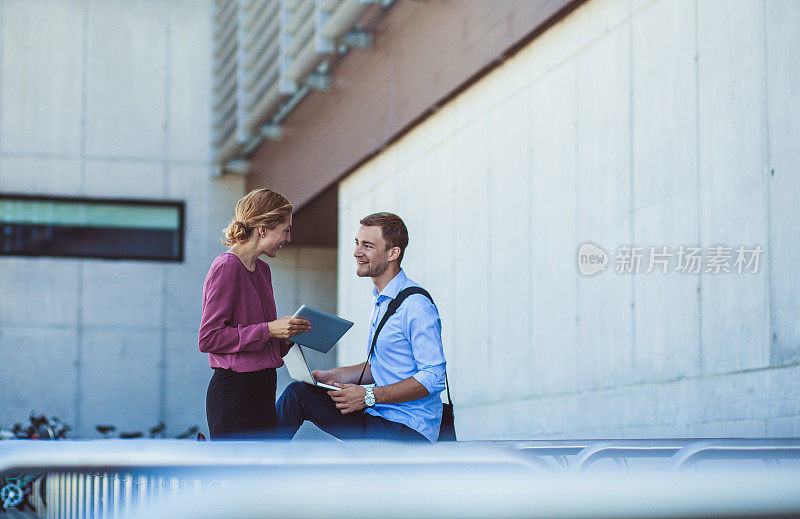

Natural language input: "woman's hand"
[268,316,310,339]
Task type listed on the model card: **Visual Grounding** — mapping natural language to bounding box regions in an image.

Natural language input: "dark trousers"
[206,368,277,440]
[275,381,427,442]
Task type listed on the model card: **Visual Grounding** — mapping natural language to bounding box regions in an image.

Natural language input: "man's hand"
[312,369,339,385]
[328,383,367,414]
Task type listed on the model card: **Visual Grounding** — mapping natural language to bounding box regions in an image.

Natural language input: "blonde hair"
[221,189,292,246]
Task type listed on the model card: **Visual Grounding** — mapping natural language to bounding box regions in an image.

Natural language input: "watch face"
[365,389,376,407]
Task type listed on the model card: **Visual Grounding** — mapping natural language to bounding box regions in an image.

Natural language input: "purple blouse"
[198,252,289,372]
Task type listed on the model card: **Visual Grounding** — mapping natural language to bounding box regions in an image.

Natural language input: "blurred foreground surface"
[1,439,800,518]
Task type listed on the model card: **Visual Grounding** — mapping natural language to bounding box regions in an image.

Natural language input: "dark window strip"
[1,224,183,262]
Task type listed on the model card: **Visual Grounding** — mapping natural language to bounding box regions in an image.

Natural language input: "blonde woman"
[198,189,310,439]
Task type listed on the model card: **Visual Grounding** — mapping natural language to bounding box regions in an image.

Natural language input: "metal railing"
[672,439,800,469]
[1,440,543,518]
[464,437,800,471]
[39,472,192,519]
[2,438,800,518]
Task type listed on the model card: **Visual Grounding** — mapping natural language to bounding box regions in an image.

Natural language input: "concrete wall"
[0,0,339,438]
[337,0,800,439]
[0,0,239,438]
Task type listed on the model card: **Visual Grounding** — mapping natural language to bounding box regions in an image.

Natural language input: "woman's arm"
[198,262,310,354]
[198,261,269,354]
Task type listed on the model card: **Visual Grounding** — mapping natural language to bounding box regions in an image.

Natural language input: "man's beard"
[358,260,388,278]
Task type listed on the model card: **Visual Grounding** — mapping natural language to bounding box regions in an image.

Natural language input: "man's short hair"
[360,212,409,265]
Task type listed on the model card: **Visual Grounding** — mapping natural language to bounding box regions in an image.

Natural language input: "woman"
[198,188,310,439]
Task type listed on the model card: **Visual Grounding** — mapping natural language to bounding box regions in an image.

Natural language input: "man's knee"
[279,381,332,411]
[276,382,313,436]
[279,381,309,406]
[283,381,307,397]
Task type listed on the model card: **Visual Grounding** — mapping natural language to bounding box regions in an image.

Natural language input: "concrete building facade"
[0,0,336,437]
[0,0,232,437]
[335,0,800,439]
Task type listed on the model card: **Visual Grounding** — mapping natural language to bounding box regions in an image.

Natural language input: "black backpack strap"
[356,287,451,405]
[357,287,430,385]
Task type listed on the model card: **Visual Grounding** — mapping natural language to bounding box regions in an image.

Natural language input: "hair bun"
[220,189,292,247]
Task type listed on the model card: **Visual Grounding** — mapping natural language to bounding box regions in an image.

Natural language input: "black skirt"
[206,367,277,440]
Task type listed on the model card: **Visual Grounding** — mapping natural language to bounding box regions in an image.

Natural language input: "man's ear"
[387,246,402,262]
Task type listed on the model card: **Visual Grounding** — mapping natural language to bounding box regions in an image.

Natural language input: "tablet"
[289,305,354,353]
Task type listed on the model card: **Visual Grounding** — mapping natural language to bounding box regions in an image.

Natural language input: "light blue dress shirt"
[364,269,447,442]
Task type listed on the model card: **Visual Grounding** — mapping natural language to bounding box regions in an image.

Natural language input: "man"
[276,212,446,442]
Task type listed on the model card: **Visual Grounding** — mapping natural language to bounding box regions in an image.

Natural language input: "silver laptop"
[283,344,341,391]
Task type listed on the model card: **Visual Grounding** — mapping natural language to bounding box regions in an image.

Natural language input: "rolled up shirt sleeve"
[404,295,447,396]
[198,261,270,354]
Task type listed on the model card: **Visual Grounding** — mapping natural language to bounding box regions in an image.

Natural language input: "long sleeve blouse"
[198,252,289,372]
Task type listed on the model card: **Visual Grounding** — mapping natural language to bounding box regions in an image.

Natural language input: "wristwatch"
[364,387,376,407]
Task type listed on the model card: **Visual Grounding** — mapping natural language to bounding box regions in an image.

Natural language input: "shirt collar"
[372,269,408,301]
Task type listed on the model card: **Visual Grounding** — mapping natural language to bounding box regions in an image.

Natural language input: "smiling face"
[259,216,292,257]
[354,225,400,278]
